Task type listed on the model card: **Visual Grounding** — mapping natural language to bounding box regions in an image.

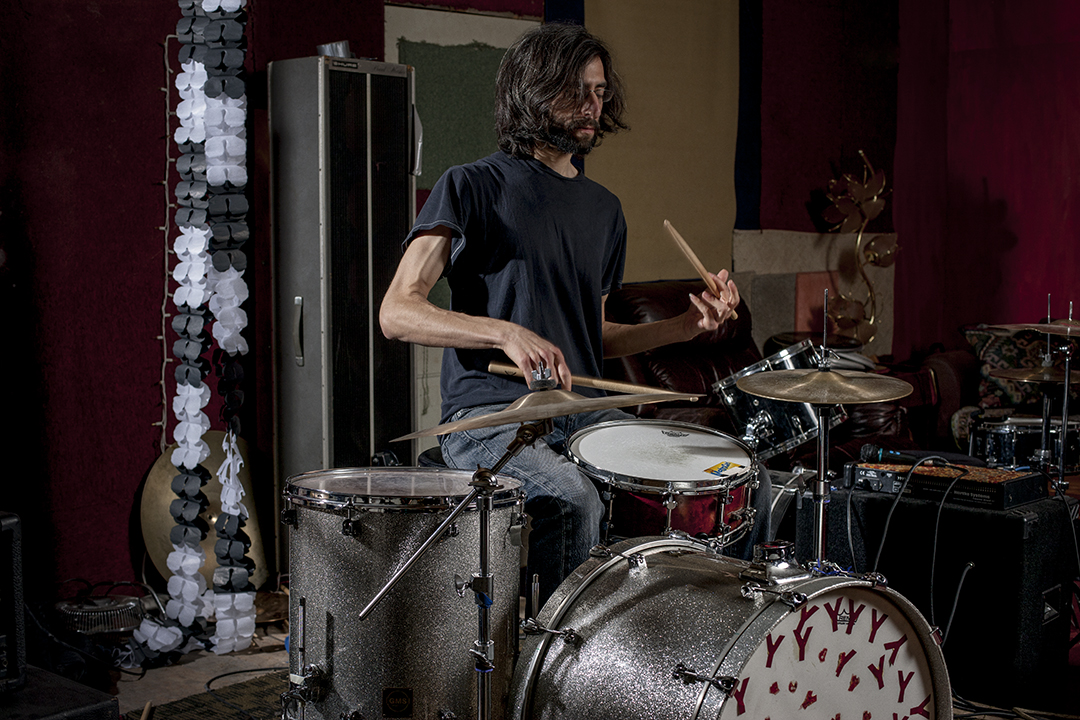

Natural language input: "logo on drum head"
[706,461,743,476]
[383,688,413,717]
[661,430,690,438]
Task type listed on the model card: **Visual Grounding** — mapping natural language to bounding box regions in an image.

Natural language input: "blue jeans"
[439,404,632,609]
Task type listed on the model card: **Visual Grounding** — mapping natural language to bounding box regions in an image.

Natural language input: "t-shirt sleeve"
[403,167,472,273]
[602,204,628,296]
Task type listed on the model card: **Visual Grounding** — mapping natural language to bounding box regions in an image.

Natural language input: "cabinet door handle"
[293,296,304,367]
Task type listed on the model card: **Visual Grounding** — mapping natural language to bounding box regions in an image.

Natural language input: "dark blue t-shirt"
[404,151,627,423]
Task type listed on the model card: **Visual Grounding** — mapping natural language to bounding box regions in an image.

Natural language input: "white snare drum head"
[569,420,752,484]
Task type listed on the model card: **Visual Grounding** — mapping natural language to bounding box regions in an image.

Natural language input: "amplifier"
[790,489,1078,710]
[844,461,1048,510]
[0,511,26,694]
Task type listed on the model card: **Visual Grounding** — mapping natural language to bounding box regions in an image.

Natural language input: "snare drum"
[715,340,847,459]
[282,467,525,720]
[510,536,952,720]
[567,419,757,545]
[969,417,1080,471]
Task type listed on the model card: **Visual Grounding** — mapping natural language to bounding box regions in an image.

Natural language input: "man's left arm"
[601,270,740,359]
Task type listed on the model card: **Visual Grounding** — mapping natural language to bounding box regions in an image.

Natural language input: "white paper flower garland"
[132,0,253,665]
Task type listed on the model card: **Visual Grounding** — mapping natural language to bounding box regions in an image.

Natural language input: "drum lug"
[672,663,737,695]
[280,507,298,527]
[509,511,528,548]
[520,617,582,647]
[340,711,365,720]
[341,515,362,537]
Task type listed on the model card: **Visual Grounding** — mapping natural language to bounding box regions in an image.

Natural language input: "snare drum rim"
[283,466,523,512]
[566,419,757,494]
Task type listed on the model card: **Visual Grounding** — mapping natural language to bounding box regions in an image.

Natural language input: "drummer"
[379,23,740,607]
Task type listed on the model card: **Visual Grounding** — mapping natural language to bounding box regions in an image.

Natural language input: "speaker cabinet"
[788,488,1077,707]
[0,511,26,693]
[269,56,416,485]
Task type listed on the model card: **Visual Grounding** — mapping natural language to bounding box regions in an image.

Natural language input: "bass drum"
[510,537,951,720]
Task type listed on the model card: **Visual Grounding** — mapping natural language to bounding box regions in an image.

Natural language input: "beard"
[543,118,600,156]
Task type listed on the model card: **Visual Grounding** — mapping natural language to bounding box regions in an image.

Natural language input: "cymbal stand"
[358,418,553,720]
[1053,337,1073,494]
[811,401,834,568]
[1036,295,1056,468]
[811,289,834,568]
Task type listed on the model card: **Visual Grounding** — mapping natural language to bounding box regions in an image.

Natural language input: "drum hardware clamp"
[671,663,738,695]
[520,617,582,646]
[589,544,648,569]
[739,582,808,608]
[281,663,329,710]
[665,529,726,553]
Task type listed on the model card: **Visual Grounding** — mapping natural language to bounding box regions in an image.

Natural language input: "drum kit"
[279,329,980,720]
[971,318,1080,490]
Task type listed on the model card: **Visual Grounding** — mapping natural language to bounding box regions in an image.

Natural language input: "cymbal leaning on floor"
[990,366,1080,384]
[393,388,701,441]
[735,367,913,405]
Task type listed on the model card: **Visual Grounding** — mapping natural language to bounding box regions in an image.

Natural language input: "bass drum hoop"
[567,419,757,496]
[283,466,523,513]
[511,537,952,720]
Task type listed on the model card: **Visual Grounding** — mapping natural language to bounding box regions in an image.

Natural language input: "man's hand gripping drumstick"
[664,220,740,333]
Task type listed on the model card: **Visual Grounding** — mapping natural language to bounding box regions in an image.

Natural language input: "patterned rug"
[124,671,287,720]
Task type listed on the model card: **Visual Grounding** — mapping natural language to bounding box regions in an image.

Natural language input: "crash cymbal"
[393,388,700,441]
[735,367,913,405]
[990,366,1080,384]
[990,321,1080,338]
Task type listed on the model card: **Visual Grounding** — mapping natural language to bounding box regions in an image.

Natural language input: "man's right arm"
[378,226,575,389]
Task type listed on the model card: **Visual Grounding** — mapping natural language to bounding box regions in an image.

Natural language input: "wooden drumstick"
[488,360,693,398]
[664,219,738,320]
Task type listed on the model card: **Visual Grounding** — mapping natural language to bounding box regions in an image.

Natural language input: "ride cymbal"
[989,366,1080,384]
[989,321,1080,338]
[735,368,912,405]
[392,388,700,441]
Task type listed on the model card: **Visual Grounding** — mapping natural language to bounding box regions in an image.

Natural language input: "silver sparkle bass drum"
[510,537,952,720]
[282,467,526,720]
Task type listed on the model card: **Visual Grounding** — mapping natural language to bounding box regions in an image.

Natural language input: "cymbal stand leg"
[813,404,832,568]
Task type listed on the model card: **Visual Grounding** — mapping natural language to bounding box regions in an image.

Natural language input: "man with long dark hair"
[380,23,740,606]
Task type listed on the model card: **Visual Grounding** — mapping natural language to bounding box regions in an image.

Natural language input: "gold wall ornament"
[820,150,896,344]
